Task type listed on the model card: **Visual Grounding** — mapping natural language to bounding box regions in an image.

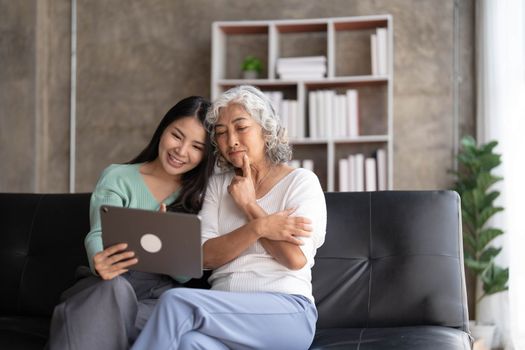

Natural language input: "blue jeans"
[131,288,318,350]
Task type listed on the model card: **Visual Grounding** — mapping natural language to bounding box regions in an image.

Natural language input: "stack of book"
[308,89,359,139]
[277,56,327,80]
[370,27,388,76]
[338,149,387,192]
[288,159,314,171]
[264,91,304,139]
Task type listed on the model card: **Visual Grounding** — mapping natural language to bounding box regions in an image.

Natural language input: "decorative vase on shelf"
[242,70,258,79]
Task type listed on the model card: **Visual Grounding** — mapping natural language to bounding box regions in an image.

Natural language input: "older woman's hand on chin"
[227,154,257,212]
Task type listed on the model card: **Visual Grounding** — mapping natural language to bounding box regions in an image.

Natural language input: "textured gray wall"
[0,0,475,193]
[1,1,37,191]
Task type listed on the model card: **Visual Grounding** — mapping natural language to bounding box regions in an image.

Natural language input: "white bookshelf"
[211,15,394,192]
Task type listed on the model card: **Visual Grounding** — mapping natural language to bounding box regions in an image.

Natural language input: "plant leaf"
[477,229,504,251]
[479,246,502,262]
[481,262,509,295]
[465,257,489,274]
[478,206,504,228]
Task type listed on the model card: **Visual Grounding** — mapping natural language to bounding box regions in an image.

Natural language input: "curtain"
[476,0,525,349]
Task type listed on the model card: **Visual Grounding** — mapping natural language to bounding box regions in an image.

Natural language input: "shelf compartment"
[305,83,388,137]
[290,143,328,191]
[334,142,388,192]
[215,24,269,80]
[275,22,328,80]
[333,16,390,77]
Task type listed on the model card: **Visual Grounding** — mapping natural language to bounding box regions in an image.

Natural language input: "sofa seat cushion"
[0,316,49,349]
[310,326,471,350]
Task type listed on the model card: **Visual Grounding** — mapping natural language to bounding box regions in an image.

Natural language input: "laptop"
[100,205,203,278]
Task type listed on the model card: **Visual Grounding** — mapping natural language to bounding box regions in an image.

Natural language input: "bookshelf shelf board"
[218,79,298,88]
[333,19,388,31]
[276,22,327,33]
[290,138,330,145]
[217,24,268,34]
[304,76,388,88]
[333,135,390,143]
[219,77,388,88]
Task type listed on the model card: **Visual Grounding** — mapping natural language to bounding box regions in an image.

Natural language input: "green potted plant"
[452,135,509,348]
[241,55,262,79]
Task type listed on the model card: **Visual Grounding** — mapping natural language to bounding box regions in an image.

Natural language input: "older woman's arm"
[202,209,311,269]
[222,157,317,270]
[201,172,312,270]
[244,203,310,270]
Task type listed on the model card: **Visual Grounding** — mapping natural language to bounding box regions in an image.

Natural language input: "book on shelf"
[335,94,348,138]
[376,149,387,191]
[324,90,335,138]
[354,154,365,191]
[339,150,386,192]
[371,33,378,76]
[346,89,359,137]
[365,157,377,191]
[279,72,325,80]
[288,159,314,172]
[348,154,356,191]
[308,91,317,138]
[288,159,301,169]
[307,89,359,138]
[342,154,365,192]
[301,159,314,172]
[370,28,388,76]
[263,91,303,139]
[265,91,283,116]
[277,56,327,80]
[277,55,326,65]
[338,158,349,191]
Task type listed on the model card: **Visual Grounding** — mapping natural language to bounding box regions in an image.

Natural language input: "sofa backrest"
[0,190,470,333]
[312,191,469,332]
[0,193,90,317]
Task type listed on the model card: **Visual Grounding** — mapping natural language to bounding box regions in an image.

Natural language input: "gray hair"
[206,85,292,170]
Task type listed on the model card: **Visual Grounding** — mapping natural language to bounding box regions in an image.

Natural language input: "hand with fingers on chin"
[93,242,138,280]
[228,154,257,210]
[254,208,313,246]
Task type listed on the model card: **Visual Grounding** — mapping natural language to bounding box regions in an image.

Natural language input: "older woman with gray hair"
[132,85,327,350]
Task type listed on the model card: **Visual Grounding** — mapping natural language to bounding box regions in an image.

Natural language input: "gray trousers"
[48,269,181,350]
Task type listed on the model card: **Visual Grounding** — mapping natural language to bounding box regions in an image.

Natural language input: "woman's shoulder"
[97,163,141,185]
[284,167,323,192]
[287,167,319,183]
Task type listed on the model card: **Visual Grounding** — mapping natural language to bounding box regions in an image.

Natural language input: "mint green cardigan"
[84,163,187,282]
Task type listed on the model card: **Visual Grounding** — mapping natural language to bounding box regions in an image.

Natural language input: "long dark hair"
[128,96,215,214]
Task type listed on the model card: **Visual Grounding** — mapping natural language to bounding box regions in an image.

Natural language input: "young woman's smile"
[158,116,206,177]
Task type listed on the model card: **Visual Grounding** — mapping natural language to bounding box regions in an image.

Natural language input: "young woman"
[48,96,215,350]
[131,85,327,350]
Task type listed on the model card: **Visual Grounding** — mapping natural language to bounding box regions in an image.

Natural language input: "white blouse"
[200,168,327,302]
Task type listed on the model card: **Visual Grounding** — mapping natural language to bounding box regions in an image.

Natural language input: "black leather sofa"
[0,191,472,349]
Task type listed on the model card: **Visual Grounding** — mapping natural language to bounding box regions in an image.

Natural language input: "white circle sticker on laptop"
[140,233,162,253]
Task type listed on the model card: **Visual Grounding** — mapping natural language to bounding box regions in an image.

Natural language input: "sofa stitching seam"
[16,194,43,312]
[366,192,372,329]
